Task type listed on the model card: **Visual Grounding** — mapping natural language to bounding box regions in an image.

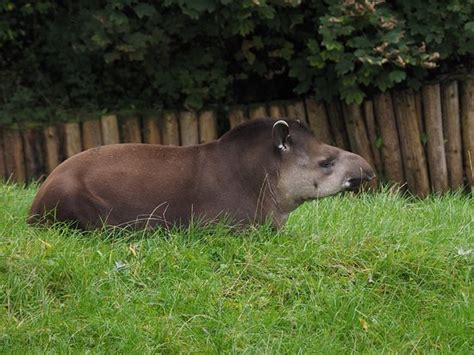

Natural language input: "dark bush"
[0,0,472,126]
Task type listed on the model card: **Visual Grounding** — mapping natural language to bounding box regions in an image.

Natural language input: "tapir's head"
[272,119,375,209]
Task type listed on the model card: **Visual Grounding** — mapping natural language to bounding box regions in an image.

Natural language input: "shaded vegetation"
[0,0,473,126]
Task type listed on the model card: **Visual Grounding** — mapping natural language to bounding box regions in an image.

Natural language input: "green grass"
[0,183,472,353]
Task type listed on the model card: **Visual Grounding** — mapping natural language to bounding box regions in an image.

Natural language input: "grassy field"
[0,183,472,353]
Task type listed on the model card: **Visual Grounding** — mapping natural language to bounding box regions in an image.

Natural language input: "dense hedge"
[1,0,473,125]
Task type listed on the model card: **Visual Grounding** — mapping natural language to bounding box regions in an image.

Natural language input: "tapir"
[28,118,375,230]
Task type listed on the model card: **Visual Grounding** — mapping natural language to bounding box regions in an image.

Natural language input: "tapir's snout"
[342,153,376,191]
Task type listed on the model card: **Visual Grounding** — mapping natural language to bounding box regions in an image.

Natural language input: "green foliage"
[0,0,472,126]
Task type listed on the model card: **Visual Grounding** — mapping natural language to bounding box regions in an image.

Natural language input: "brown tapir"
[28,118,374,230]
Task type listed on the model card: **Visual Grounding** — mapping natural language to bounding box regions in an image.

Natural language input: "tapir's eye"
[319,158,335,169]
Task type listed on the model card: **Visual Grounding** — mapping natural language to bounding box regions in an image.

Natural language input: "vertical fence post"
[441,81,464,190]
[460,79,474,192]
[414,92,426,137]
[22,128,45,181]
[179,111,199,146]
[199,110,218,143]
[373,93,405,185]
[3,129,26,183]
[326,101,350,150]
[228,106,248,129]
[63,122,83,158]
[101,114,120,145]
[305,97,333,145]
[422,83,449,193]
[143,113,162,144]
[393,89,430,197]
[268,102,287,119]
[0,129,6,180]
[82,119,102,150]
[162,111,180,146]
[286,100,307,124]
[120,115,142,143]
[248,104,267,120]
[342,102,375,169]
[363,100,383,177]
[43,126,61,174]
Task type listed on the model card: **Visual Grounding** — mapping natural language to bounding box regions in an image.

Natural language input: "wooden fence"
[0,79,473,196]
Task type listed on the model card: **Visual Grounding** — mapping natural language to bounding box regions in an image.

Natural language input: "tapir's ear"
[272,120,290,151]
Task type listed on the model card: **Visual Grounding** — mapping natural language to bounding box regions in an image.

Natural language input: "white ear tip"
[273,120,289,128]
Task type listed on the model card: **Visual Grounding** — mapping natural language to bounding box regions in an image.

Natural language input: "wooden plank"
[373,93,405,185]
[179,111,199,146]
[22,129,45,181]
[363,100,383,176]
[199,110,218,143]
[415,91,426,136]
[268,102,286,119]
[248,104,267,120]
[460,79,474,191]
[101,114,120,145]
[422,83,449,193]
[0,129,6,181]
[81,119,102,150]
[441,81,464,190]
[43,126,61,174]
[305,97,333,144]
[286,100,307,123]
[326,100,350,150]
[143,114,162,145]
[162,111,180,146]
[120,116,142,143]
[393,89,430,197]
[342,103,375,168]
[228,106,247,129]
[63,122,83,158]
[3,129,26,183]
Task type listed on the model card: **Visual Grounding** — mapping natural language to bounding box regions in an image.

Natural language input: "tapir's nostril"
[346,178,363,190]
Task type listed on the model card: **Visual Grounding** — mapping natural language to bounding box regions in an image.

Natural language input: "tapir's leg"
[29,183,110,230]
